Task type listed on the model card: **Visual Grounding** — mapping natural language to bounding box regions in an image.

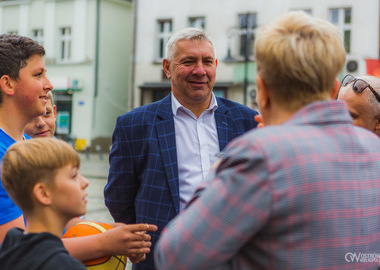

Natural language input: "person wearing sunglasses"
[155,11,380,270]
[337,74,380,137]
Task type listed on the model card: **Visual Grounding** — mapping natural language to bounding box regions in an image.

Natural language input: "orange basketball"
[63,221,127,269]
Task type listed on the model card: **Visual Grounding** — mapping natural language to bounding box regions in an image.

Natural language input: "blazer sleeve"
[104,115,138,224]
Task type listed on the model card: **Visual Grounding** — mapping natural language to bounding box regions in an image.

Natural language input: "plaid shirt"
[155,101,380,270]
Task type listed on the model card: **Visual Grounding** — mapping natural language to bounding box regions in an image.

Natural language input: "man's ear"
[0,75,15,96]
[374,114,380,136]
[162,59,171,79]
[331,78,340,99]
[256,76,271,110]
[33,183,52,206]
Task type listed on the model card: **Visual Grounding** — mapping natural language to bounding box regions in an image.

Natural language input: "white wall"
[0,0,133,146]
[134,0,380,106]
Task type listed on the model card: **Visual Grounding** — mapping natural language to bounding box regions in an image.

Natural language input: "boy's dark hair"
[0,34,45,103]
[1,138,80,215]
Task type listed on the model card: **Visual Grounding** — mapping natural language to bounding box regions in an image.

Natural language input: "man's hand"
[128,252,146,264]
[101,223,158,258]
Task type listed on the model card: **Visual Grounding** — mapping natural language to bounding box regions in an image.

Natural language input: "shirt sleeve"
[0,146,23,225]
[154,137,272,270]
[0,195,23,225]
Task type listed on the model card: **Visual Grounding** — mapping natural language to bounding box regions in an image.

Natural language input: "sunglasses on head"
[340,74,380,103]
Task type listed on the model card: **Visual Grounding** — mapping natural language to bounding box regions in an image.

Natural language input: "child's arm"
[62,223,157,262]
[0,215,25,242]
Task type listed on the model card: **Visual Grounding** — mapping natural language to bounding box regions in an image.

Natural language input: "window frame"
[330,7,352,53]
[189,17,205,29]
[32,29,44,45]
[156,20,172,62]
[59,27,72,63]
[237,13,257,60]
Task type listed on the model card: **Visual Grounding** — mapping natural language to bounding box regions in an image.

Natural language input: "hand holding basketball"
[101,223,157,258]
[63,221,127,269]
[63,221,157,268]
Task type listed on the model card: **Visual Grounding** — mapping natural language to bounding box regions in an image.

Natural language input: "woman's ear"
[33,183,52,206]
[331,78,340,99]
[256,76,271,110]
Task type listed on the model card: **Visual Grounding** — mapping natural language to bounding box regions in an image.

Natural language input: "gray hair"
[361,76,380,117]
[165,27,216,60]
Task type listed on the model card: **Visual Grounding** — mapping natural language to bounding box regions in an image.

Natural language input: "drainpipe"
[92,0,100,129]
[129,0,138,110]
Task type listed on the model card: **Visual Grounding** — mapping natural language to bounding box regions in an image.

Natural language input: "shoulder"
[117,95,171,123]
[216,97,258,117]
[35,233,86,270]
[1,227,23,248]
[0,130,15,157]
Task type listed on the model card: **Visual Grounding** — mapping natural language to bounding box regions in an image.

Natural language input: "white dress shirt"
[171,93,220,211]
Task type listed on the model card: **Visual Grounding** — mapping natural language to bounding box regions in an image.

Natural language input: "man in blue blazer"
[105,27,258,269]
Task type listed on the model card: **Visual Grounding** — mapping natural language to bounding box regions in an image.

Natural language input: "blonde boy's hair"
[1,138,80,214]
[254,11,346,110]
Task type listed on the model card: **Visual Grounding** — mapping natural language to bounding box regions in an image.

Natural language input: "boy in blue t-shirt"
[0,34,156,264]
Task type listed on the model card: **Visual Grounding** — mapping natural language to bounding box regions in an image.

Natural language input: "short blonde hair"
[1,138,80,214]
[254,11,346,110]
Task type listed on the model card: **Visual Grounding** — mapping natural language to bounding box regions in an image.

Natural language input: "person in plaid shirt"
[155,11,380,270]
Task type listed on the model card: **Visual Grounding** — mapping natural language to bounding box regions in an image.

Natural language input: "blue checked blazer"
[104,94,258,269]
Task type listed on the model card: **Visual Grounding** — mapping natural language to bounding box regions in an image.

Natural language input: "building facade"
[1,0,378,147]
[0,0,133,150]
[133,0,380,109]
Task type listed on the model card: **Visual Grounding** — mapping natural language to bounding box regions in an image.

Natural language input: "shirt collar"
[171,92,218,116]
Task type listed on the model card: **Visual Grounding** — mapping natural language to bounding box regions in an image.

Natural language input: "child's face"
[13,54,53,120]
[50,164,89,219]
[24,98,56,138]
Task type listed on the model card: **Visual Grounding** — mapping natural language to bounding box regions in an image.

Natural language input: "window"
[330,8,352,53]
[59,27,72,62]
[238,13,257,60]
[189,17,205,29]
[213,89,226,98]
[32,29,44,45]
[157,20,172,61]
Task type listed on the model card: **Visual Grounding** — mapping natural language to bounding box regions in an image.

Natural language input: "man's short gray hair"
[165,27,216,60]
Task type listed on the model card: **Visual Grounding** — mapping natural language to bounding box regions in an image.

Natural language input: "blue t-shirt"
[0,130,30,225]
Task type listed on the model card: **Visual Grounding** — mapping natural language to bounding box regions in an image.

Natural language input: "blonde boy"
[0,138,87,269]
[0,34,156,264]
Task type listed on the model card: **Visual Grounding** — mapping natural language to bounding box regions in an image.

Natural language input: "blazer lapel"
[155,95,180,213]
[214,98,233,151]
